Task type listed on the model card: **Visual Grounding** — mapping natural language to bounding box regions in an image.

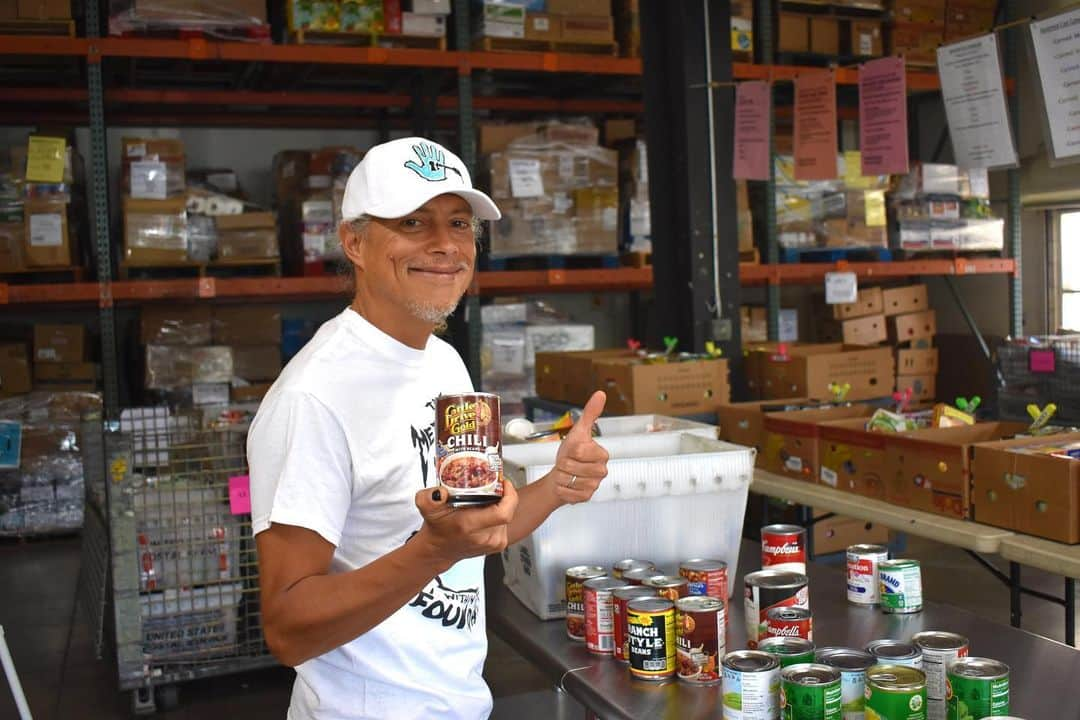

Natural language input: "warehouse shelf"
[473,267,654,295]
[739,258,1017,286]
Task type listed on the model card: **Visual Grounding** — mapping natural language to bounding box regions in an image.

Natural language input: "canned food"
[847,544,889,605]
[867,639,923,670]
[583,577,631,655]
[816,647,875,720]
[780,663,842,720]
[762,524,808,574]
[435,393,503,505]
[866,664,928,720]
[946,657,1010,720]
[613,586,658,663]
[613,559,655,580]
[565,565,606,641]
[680,558,729,600]
[912,632,969,720]
[627,597,676,682]
[722,650,781,720]
[744,569,810,648]
[623,567,664,586]
[675,595,726,685]
[644,574,690,602]
[879,559,924,614]
[766,606,813,641]
[759,636,817,668]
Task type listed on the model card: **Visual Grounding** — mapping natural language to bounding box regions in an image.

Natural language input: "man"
[248,137,609,719]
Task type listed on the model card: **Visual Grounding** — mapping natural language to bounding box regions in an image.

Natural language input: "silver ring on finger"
[568,474,577,488]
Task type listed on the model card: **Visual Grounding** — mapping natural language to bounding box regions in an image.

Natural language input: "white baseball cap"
[340,137,501,221]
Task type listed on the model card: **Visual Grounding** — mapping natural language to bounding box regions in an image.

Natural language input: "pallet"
[0,265,87,283]
[895,248,1005,261]
[118,258,281,280]
[110,25,271,43]
[0,18,75,36]
[780,246,893,263]
[473,36,619,56]
[289,29,446,50]
[484,254,620,271]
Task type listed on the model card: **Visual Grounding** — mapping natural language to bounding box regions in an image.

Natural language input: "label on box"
[26,136,66,184]
[509,158,544,198]
[490,337,526,376]
[785,456,804,473]
[29,214,63,247]
[825,271,858,304]
[859,32,873,56]
[228,475,252,515]
[820,466,839,488]
[533,16,550,31]
[303,233,328,259]
[126,143,147,158]
[131,160,168,199]
[778,309,799,342]
[553,192,572,214]
[0,421,21,470]
[968,168,990,198]
[865,190,887,227]
[35,348,59,361]
[731,17,753,51]
[193,382,230,406]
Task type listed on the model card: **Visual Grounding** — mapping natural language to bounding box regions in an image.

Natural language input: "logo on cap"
[404,142,463,183]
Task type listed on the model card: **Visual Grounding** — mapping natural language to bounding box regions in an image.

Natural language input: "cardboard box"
[884,422,1028,519]
[33,324,85,364]
[231,382,273,403]
[761,405,874,481]
[890,24,943,65]
[818,417,889,498]
[213,306,282,346]
[23,199,70,267]
[524,12,559,41]
[779,12,809,53]
[123,197,188,265]
[534,349,635,403]
[546,0,611,16]
[890,310,936,345]
[407,0,451,13]
[716,398,812,452]
[970,433,1080,544]
[17,0,69,18]
[882,284,928,316]
[33,361,97,382]
[559,15,613,43]
[141,305,213,346]
[122,137,185,198]
[402,11,446,35]
[230,345,283,382]
[891,1,946,24]
[761,344,894,402]
[604,117,636,146]
[592,357,730,416]
[215,210,278,260]
[895,373,935,404]
[813,512,890,555]
[614,0,639,57]
[833,286,884,320]
[841,314,887,346]
[145,345,233,389]
[0,223,23,273]
[744,343,785,400]
[849,19,883,57]
[810,16,839,55]
[742,306,768,343]
[897,347,939,375]
[0,343,31,396]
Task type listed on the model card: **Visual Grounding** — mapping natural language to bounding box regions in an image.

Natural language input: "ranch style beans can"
[765,606,813,641]
[762,524,808,575]
[626,597,676,682]
[879,559,924,614]
[623,567,664,586]
[912,632,969,720]
[613,586,658,663]
[722,650,781,720]
[744,569,810,649]
[847,544,889,605]
[780,663,842,720]
[815,647,875,720]
[759,636,817,668]
[613,559,655,580]
[680,558,729,600]
[583,577,631,655]
[565,565,605,641]
[946,657,1010,720]
[435,393,503,506]
[675,595,726,686]
[866,639,924,670]
[644,574,690,602]
[866,664,928,720]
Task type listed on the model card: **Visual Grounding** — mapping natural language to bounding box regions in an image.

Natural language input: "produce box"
[559,14,613,43]
[841,314,887,346]
[890,310,936,345]
[897,347,938,375]
[760,344,894,401]
[534,348,635,404]
[895,373,936,404]
[883,284,928,316]
[592,357,730,416]
[760,405,874,481]
[814,513,890,555]
[716,398,812,452]
[0,223,23,273]
[833,286,884,320]
[33,324,85,364]
[818,417,890,499]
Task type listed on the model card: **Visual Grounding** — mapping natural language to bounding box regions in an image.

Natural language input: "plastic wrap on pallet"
[145,345,234,390]
[893,163,990,201]
[123,197,189,262]
[109,0,269,37]
[895,218,1004,253]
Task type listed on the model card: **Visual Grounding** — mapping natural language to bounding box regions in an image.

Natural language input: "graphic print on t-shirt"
[409,571,481,631]
[410,396,438,488]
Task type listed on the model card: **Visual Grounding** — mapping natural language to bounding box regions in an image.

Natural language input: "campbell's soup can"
[435,393,503,505]
[847,544,889,605]
[565,565,605,641]
[762,524,807,575]
[765,606,813,641]
[613,586,659,663]
[583,577,631,655]
[613,559,656,580]
[744,569,809,649]
[675,595,726,686]
[679,558,729,601]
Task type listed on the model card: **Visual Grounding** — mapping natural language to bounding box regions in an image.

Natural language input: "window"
[1062,211,1080,331]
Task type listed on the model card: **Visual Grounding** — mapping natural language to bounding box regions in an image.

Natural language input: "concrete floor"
[0,532,1074,719]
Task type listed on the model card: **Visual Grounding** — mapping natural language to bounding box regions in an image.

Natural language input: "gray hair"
[342,213,484,242]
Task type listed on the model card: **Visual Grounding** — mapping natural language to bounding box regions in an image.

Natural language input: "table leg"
[800,505,815,561]
[1066,577,1076,648]
[1010,562,1022,629]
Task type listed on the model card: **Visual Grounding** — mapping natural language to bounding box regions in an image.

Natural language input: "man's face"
[352,193,477,327]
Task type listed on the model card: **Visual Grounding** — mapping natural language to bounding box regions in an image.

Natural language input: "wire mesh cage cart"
[995,335,1080,423]
[79,407,275,714]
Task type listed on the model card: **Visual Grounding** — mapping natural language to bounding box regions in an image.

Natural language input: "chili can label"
[435,393,502,505]
[675,597,725,685]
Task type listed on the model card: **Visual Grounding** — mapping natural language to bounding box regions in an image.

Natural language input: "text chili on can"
[762,524,808,575]
[627,597,676,682]
[435,393,503,505]
[613,586,658,663]
[583,577,631,655]
[565,565,605,641]
[675,595,725,686]
[744,569,810,649]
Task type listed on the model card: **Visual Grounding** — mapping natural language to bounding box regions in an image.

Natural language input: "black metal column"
[1005,0,1022,337]
[640,0,742,377]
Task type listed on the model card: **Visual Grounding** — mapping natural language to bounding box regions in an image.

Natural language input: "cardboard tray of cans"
[501,433,754,620]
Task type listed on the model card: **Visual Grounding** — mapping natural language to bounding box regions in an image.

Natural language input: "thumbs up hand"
[550,391,609,505]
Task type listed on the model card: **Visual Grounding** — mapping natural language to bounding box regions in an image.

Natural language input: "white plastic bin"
[506,413,718,445]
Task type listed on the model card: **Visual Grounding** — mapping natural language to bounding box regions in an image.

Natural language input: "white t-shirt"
[248,308,489,720]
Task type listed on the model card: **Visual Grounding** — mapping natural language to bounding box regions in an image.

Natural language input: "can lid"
[566,565,606,579]
[675,595,724,612]
[614,559,655,571]
[947,657,1010,680]
[643,575,688,589]
[815,647,875,671]
[867,664,927,691]
[679,558,727,572]
[758,636,815,655]
[613,586,660,601]
[781,663,841,685]
[584,577,632,592]
[866,639,921,660]
[623,568,665,582]
[912,631,969,651]
[847,544,889,554]
[626,597,675,613]
[723,650,780,672]
[761,524,806,535]
[745,569,810,589]
[766,606,811,621]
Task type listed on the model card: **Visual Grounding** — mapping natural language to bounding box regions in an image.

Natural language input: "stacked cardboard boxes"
[893,163,1003,253]
[778,12,882,57]
[890,0,945,66]
[32,324,96,392]
[755,343,894,402]
[475,0,613,46]
[741,307,799,344]
[944,0,995,42]
[885,284,938,404]
[122,137,189,266]
[3,0,71,20]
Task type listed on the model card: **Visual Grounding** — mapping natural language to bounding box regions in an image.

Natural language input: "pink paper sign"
[794,70,838,181]
[733,81,772,180]
[229,475,252,515]
[859,56,910,176]
[1029,349,1056,374]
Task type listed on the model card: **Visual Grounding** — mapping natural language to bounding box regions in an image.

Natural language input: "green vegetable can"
[781,663,842,720]
[865,664,927,720]
[759,636,816,668]
[946,658,1009,720]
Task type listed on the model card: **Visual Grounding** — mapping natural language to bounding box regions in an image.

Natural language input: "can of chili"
[565,565,606,641]
[583,577,631,655]
[613,559,656,580]
[675,595,726,686]
[679,558,729,600]
[435,393,503,506]
[613,586,659,663]
[644,575,690,602]
[623,567,664,586]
